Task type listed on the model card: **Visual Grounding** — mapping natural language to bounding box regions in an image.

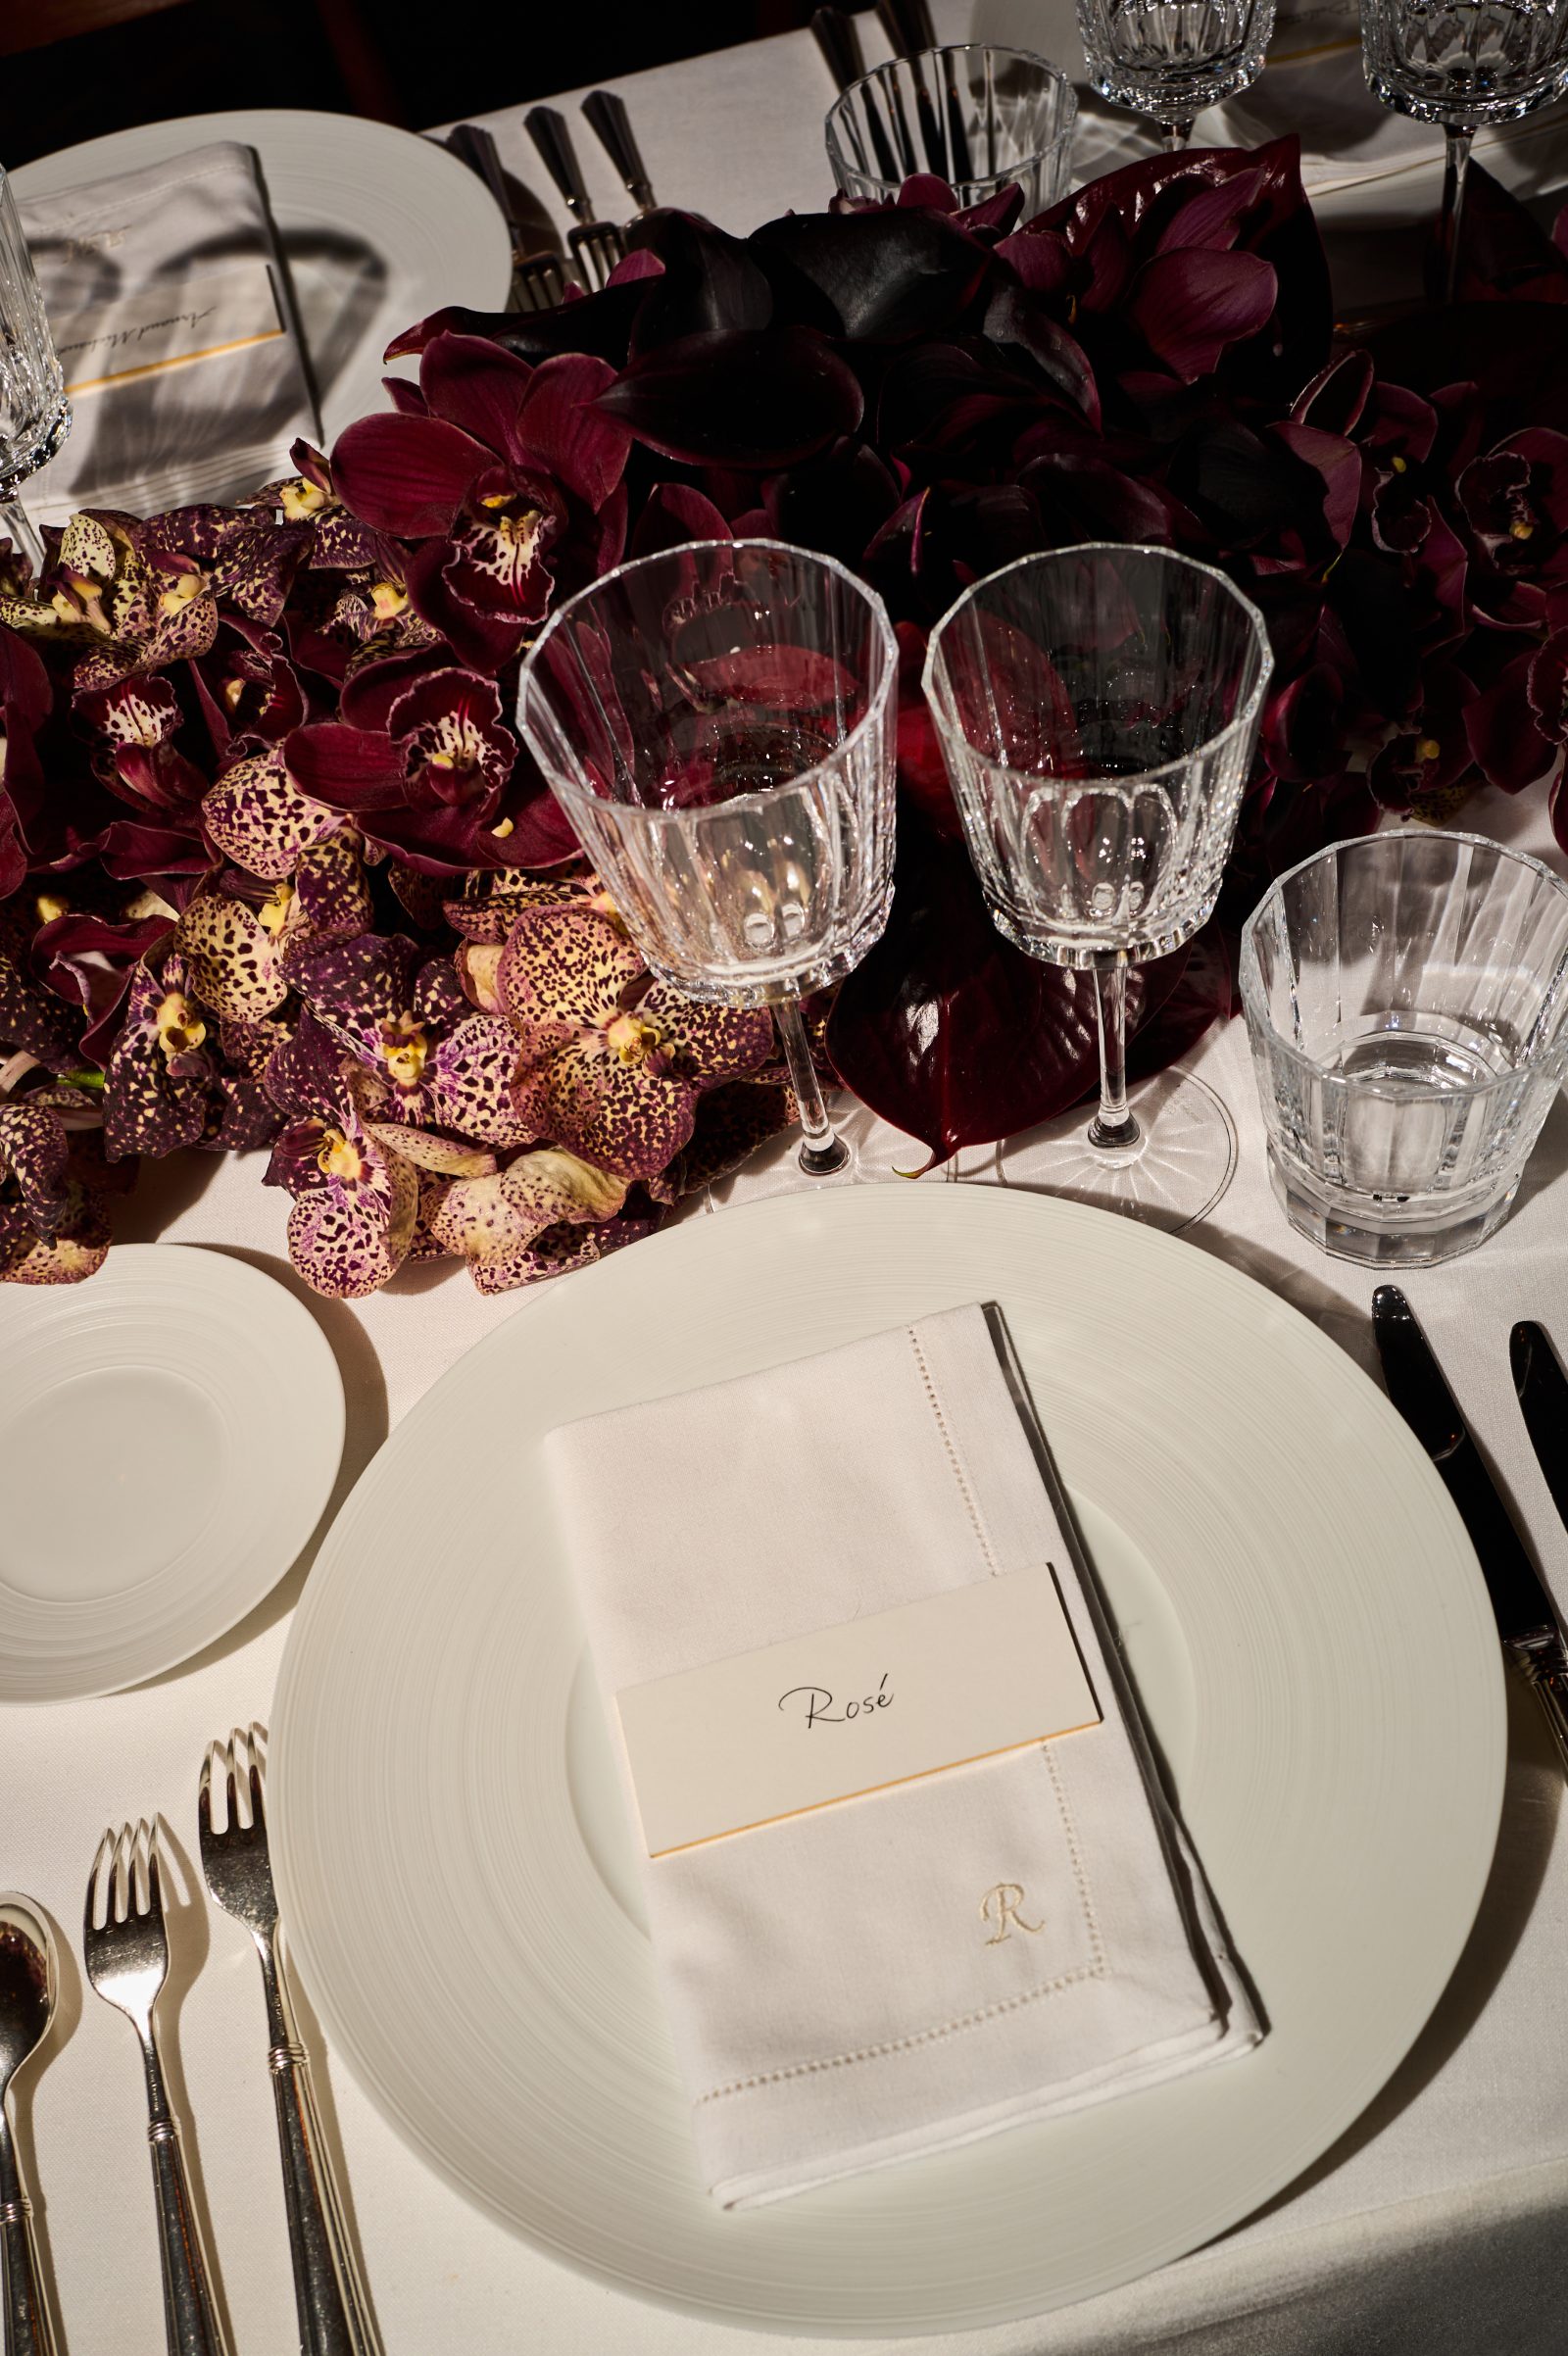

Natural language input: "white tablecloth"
[4,13,1568,2353]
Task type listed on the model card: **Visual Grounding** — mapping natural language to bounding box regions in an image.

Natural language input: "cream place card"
[50,262,284,397]
[615,1564,1102,1857]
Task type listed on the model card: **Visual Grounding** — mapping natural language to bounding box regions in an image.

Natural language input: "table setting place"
[3,1,1568,2351]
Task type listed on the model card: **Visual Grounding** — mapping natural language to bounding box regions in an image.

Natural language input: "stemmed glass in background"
[1360,0,1568,299]
[516,538,898,1180]
[0,167,68,576]
[923,543,1272,1231]
[824,45,1078,212]
[1075,0,1277,148]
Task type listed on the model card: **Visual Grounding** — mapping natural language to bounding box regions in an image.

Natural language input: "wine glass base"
[946,1065,1238,1235]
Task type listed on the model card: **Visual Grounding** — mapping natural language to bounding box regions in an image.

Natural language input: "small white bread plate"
[271,1184,1503,2334]
[12,110,513,460]
[0,1244,343,1701]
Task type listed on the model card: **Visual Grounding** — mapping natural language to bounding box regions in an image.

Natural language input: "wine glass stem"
[0,498,44,578]
[1088,961,1141,1152]
[1441,125,1473,303]
[775,996,849,1177]
[1164,118,1195,151]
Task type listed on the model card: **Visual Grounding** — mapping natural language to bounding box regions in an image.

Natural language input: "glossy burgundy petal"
[1126,248,1277,381]
[331,414,489,536]
[1463,651,1556,791]
[514,355,632,510]
[286,721,409,811]
[418,330,534,455]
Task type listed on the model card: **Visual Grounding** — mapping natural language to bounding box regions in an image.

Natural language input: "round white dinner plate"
[12,110,513,451]
[0,1244,343,1702]
[271,1185,1503,2334]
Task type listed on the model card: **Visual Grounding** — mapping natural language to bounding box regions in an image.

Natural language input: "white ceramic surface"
[270,1184,1506,2335]
[0,1243,343,1701]
[11,109,514,455]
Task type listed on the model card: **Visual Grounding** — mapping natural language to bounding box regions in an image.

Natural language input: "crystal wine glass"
[1075,0,1277,147]
[1360,0,1568,300]
[923,542,1272,1229]
[516,537,898,1179]
[0,167,69,577]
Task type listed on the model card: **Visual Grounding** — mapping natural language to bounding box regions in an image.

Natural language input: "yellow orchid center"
[317,1127,363,1181]
[370,579,408,621]
[221,675,247,713]
[1510,518,1535,542]
[1417,737,1442,762]
[154,990,206,1062]
[158,570,204,615]
[279,477,328,520]
[605,1010,662,1066]
[491,815,514,840]
[34,891,68,924]
[1391,455,1407,473]
[257,880,295,937]
[380,1011,428,1088]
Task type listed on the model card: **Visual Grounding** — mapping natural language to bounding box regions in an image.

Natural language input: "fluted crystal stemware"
[516,538,898,1179]
[1360,0,1568,298]
[923,543,1271,1229]
[1074,0,1277,147]
[0,166,69,576]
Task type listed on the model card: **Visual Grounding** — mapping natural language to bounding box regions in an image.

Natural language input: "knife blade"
[1374,1284,1568,1772]
[1511,1321,1568,1538]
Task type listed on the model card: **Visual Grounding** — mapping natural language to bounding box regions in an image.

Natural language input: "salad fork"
[83,1822,229,2356]
[199,1727,381,2356]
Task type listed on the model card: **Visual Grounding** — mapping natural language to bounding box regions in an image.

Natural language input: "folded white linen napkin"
[544,1301,1262,2208]
[18,142,318,524]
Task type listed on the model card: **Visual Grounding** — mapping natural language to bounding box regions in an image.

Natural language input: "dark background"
[2,0,874,165]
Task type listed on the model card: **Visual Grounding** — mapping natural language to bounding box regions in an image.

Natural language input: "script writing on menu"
[614,1565,1102,1857]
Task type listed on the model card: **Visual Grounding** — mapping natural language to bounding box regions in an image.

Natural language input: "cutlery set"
[2,1729,376,2356]
[443,90,661,316]
[1375,1293,1568,1771]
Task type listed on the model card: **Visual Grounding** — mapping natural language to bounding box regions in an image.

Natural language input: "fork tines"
[514,249,572,313]
[566,220,624,292]
[85,1817,160,1934]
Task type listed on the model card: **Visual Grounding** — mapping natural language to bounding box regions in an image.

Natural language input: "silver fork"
[199,1727,381,2356]
[83,1822,229,2356]
[524,105,625,289]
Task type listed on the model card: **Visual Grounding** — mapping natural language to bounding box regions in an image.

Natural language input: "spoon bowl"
[0,1893,60,2356]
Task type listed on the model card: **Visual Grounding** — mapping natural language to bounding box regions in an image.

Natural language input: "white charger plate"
[0,1243,343,1701]
[270,1184,1503,2334]
[12,109,513,460]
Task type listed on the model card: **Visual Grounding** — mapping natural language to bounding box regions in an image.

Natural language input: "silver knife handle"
[1513,1629,1568,1775]
[581,91,655,213]
[525,106,594,224]
[261,1943,381,2356]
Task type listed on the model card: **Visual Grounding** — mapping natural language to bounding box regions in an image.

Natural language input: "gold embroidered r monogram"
[980,1882,1045,1944]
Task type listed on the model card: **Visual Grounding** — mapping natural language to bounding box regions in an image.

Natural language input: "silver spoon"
[0,1898,58,2356]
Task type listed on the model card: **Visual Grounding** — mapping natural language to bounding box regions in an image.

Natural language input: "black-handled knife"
[1511,1321,1568,1537]
[1374,1285,1568,1772]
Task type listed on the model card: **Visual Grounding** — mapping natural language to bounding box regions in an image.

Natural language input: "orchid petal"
[426,1010,536,1146]
[362,1120,496,1176]
[640,982,773,1085]
[0,1101,71,1230]
[285,1153,416,1297]
[500,907,642,1055]
[331,413,490,536]
[512,1033,696,1181]
[174,894,288,1021]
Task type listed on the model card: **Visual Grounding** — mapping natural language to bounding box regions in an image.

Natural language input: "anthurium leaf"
[625,210,773,348]
[597,328,863,466]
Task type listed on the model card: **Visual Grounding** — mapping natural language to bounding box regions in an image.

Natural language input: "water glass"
[923,542,1270,1228]
[1360,0,1568,295]
[825,44,1077,210]
[1240,829,1568,1265]
[0,167,70,573]
[1075,0,1277,146]
[515,537,898,1177]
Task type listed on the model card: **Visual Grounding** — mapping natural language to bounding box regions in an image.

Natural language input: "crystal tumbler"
[1075,0,1277,147]
[0,166,70,574]
[824,45,1076,211]
[1240,829,1568,1266]
[516,537,898,1177]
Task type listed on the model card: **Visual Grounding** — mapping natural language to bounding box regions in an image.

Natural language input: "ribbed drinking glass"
[824,45,1077,211]
[0,167,69,575]
[1075,0,1277,147]
[1241,829,1568,1264]
[516,537,898,1178]
[924,542,1271,1228]
[1360,0,1568,298]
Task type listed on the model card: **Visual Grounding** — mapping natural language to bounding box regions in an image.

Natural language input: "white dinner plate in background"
[12,109,514,461]
[0,1244,343,1700]
[271,1183,1504,2334]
